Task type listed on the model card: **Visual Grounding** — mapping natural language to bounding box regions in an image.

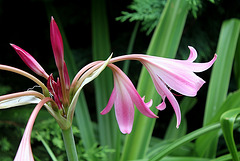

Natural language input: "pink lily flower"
[101,64,158,134]
[138,46,217,127]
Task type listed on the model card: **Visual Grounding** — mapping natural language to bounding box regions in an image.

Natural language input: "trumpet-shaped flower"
[101,64,158,134]
[138,46,217,127]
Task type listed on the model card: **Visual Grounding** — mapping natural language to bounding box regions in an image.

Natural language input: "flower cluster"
[0,17,216,160]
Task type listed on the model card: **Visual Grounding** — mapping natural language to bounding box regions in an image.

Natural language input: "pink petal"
[187,46,198,62]
[50,16,64,69]
[142,96,153,108]
[114,82,134,134]
[100,87,116,115]
[113,65,157,118]
[128,86,157,118]
[143,65,181,127]
[155,67,205,96]
[10,44,49,79]
[189,54,217,72]
[141,57,206,96]
[156,100,166,111]
[14,98,47,161]
[156,76,181,128]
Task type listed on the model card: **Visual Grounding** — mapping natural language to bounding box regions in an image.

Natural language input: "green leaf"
[211,152,240,161]
[234,32,240,88]
[195,89,240,159]
[195,18,240,158]
[91,0,121,160]
[35,132,58,161]
[220,108,240,161]
[120,0,190,160]
[160,156,210,161]
[164,97,197,140]
[149,123,221,161]
[203,18,240,126]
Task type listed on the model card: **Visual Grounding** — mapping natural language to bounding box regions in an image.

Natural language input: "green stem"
[62,127,79,161]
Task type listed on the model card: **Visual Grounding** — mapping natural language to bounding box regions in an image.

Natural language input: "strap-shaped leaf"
[220,108,240,161]
[120,0,190,160]
[196,18,240,158]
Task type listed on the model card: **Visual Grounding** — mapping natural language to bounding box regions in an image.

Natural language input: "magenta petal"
[114,65,157,118]
[128,87,157,118]
[105,64,158,134]
[114,84,134,134]
[10,44,49,79]
[100,87,116,115]
[50,16,64,69]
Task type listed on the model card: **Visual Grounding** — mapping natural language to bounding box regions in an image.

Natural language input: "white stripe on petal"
[0,96,41,109]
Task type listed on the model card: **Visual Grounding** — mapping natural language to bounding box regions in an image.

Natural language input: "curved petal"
[156,98,166,111]
[100,87,116,115]
[14,98,51,161]
[114,81,134,134]
[190,54,217,72]
[10,44,49,79]
[142,96,153,108]
[187,46,198,62]
[67,54,112,122]
[142,59,205,96]
[156,76,181,128]
[127,85,157,118]
[144,64,181,127]
[111,64,157,118]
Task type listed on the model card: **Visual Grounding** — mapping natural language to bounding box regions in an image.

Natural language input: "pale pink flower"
[138,46,217,127]
[101,64,158,134]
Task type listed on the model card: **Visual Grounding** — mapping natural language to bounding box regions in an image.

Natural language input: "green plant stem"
[62,127,79,161]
